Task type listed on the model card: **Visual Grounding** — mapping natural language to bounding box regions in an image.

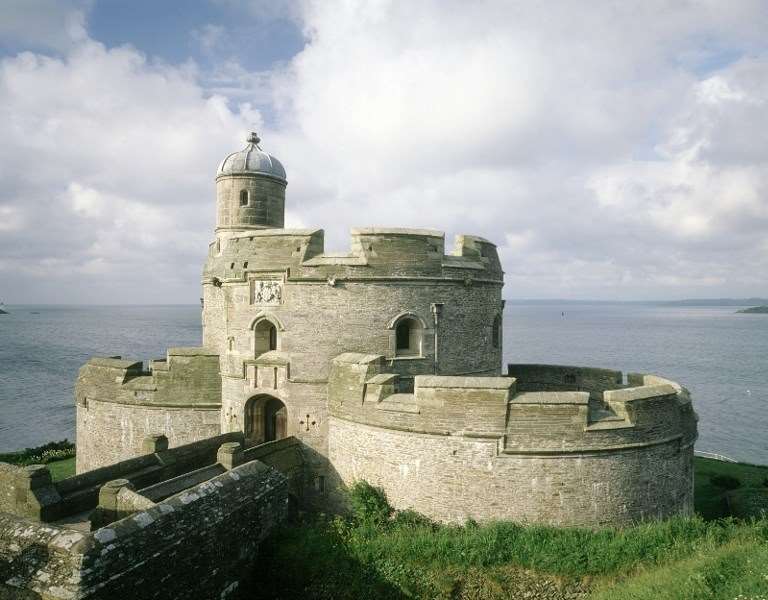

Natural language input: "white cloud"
[0,35,257,302]
[263,0,768,298]
[1,0,767,301]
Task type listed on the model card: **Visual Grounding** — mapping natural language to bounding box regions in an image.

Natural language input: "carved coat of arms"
[253,280,282,305]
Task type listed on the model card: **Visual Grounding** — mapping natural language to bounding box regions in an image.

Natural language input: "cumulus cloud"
[0,0,767,302]
[264,0,768,298]
[0,35,258,302]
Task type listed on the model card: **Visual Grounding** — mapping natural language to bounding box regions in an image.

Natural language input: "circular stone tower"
[215,132,287,236]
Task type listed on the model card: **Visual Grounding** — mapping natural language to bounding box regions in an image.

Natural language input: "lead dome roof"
[217,132,286,182]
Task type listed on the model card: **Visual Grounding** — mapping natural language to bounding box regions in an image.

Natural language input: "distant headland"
[736,305,768,314]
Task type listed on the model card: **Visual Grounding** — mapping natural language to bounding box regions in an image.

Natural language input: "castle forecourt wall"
[75,348,223,473]
[327,355,697,526]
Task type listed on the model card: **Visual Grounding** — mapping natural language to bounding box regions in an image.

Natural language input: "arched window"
[239,189,249,206]
[492,314,502,349]
[395,317,423,357]
[254,319,278,355]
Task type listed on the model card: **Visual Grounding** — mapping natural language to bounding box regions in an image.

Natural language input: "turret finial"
[247,131,261,145]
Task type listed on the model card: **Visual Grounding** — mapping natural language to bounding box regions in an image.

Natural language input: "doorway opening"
[244,395,287,444]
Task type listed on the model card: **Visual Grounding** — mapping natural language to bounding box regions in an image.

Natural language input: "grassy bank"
[0,440,76,481]
[245,458,768,600]
[694,456,768,519]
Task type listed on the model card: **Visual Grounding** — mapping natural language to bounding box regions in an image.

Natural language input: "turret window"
[240,190,249,206]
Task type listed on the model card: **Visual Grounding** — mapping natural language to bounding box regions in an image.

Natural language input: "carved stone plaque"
[252,280,282,305]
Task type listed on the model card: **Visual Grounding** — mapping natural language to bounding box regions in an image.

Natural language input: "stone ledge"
[416,375,514,389]
[604,383,677,403]
[501,433,685,456]
[167,346,219,357]
[509,391,590,405]
[351,227,444,237]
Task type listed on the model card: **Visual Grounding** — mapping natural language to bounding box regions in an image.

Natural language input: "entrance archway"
[244,395,287,444]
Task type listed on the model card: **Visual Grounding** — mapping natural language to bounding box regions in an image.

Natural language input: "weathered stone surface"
[328,357,696,525]
[0,437,296,599]
[75,349,222,472]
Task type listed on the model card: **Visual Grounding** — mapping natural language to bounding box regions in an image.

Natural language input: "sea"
[0,303,765,464]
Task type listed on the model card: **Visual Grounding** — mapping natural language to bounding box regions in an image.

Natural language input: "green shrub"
[392,509,436,529]
[348,481,392,528]
[0,440,76,467]
[710,474,741,490]
[728,488,768,519]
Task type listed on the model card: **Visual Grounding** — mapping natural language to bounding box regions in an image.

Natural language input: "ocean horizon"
[1,302,766,464]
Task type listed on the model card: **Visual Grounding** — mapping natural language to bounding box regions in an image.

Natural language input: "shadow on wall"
[238,520,408,600]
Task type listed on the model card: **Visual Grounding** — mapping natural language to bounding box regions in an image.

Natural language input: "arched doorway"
[244,395,287,444]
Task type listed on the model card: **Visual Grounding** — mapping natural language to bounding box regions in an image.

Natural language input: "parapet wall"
[327,354,697,526]
[76,348,222,472]
[1,433,308,599]
[204,227,503,283]
[0,460,287,600]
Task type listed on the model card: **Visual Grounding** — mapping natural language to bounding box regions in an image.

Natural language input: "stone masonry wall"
[75,349,222,473]
[329,417,693,526]
[327,355,697,526]
[76,401,221,473]
[201,228,503,503]
[216,175,286,232]
[0,460,288,600]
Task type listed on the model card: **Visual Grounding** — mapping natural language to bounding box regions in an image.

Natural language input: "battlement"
[328,354,696,453]
[75,348,223,473]
[204,227,503,284]
[77,347,220,408]
[328,355,698,525]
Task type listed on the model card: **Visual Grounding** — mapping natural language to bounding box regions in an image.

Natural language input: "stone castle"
[0,134,698,599]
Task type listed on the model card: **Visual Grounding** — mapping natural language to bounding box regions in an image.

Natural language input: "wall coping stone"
[604,383,677,403]
[351,227,444,237]
[416,375,514,389]
[167,346,219,357]
[510,391,590,405]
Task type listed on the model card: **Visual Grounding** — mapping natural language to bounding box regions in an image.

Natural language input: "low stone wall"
[327,354,697,526]
[0,459,288,599]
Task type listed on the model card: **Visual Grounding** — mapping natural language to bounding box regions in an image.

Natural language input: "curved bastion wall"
[75,349,222,473]
[327,355,698,526]
[202,227,505,480]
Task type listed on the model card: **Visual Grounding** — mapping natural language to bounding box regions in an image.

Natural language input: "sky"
[0,0,767,303]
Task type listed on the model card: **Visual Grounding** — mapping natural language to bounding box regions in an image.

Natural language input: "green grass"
[591,540,768,600]
[0,440,76,481]
[695,457,768,519]
[245,462,768,600]
[247,513,768,599]
[46,456,76,481]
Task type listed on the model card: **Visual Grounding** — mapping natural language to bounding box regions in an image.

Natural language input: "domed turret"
[217,132,287,182]
[215,132,287,233]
